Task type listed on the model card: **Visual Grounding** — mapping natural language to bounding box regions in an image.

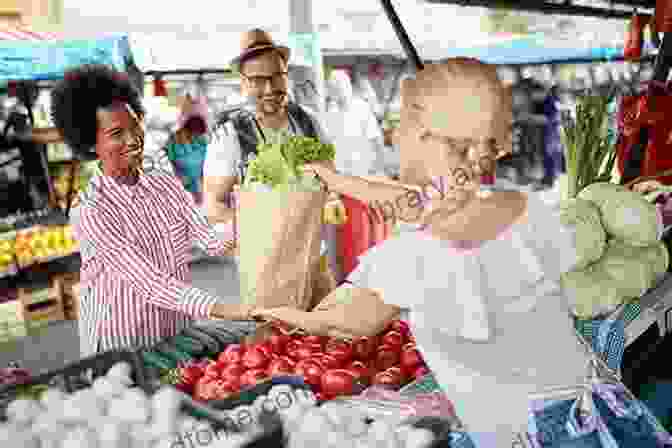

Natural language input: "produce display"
[160,320,429,404]
[0,361,258,448]
[50,161,99,209]
[0,231,16,276]
[13,225,78,268]
[244,134,336,191]
[560,182,670,318]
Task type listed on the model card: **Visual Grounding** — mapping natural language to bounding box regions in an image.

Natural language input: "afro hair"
[51,64,144,160]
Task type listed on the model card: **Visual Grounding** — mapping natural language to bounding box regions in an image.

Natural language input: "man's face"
[95,102,145,179]
[240,51,289,116]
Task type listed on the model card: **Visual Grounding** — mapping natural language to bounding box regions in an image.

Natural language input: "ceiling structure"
[424,0,654,19]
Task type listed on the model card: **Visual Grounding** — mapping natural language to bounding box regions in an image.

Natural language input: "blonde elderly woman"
[254,58,590,445]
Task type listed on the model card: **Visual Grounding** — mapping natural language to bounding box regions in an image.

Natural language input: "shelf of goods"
[0,319,668,447]
[0,224,78,277]
[0,277,67,344]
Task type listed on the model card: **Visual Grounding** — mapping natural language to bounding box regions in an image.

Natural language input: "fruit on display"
[13,225,78,267]
[0,232,16,274]
[169,320,430,404]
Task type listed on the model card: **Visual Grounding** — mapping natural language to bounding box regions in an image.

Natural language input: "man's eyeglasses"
[241,72,288,88]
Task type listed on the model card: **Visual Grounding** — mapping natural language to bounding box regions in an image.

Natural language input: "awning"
[0,25,59,42]
[0,28,132,83]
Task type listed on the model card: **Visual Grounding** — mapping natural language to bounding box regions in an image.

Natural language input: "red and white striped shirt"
[74,172,234,356]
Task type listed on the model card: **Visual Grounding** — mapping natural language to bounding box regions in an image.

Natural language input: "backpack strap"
[287,102,318,138]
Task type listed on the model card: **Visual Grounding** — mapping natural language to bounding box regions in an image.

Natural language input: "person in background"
[51,64,251,356]
[203,28,336,291]
[324,70,385,177]
[166,89,211,204]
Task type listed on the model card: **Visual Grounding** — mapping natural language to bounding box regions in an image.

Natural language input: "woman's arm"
[311,165,426,223]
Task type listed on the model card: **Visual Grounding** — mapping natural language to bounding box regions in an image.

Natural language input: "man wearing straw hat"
[203,29,337,303]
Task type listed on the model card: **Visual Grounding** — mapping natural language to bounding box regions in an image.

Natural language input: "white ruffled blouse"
[348,179,590,388]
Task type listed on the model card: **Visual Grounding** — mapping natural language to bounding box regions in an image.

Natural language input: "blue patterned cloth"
[575,315,629,373]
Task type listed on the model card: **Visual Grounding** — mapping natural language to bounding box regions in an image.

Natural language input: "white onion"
[6,398,42,426]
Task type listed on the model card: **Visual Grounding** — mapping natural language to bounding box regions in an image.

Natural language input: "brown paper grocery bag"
[238,189,328,311]
[256,286,400,339]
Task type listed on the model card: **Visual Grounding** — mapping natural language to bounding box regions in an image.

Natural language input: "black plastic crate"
[0,348,149,421]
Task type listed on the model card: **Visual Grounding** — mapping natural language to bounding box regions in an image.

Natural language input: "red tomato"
[381,330,404,348]
[203,362,221,379]
[279,356,297,368]
[321,369,357,397]
[294,346,320,361]
[180,366,204,386]
[386,367,405,383]
[325,341,353,364]
[413,366,430,379]
[194,377,218,401]
[346,361,372,379]
[376,345,400,371]
[318,354,342,370]
[302,335,326,346]
[373,371,401,388]
[353,336,378,361]
[220,363,246,380]
[268,333,291,355]
[240,369,267,388]
[242,346,270,370]
[294,360,324,387]
[400,346,424,370]
[268,359,294,376]
[388,320,411,337]
[255,342,273,358]
[286,340,303,357]
[219,344,245,364]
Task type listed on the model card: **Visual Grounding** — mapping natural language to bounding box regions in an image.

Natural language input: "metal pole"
[379,0,424,73]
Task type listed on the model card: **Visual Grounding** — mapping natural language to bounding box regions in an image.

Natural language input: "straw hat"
[231,29,290,69]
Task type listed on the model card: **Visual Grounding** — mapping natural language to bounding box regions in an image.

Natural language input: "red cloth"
[338,195,373,277]
[616,85,672,185]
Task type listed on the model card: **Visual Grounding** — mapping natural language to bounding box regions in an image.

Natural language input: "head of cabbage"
[559,198,606,270]
[561,267,624,318]
[578,182,660,247]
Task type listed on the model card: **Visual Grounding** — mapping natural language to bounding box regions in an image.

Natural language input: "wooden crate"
[16,280,65,327]
[54,272,79,321]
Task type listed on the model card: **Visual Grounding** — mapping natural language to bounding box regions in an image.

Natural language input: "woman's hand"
[300,161,337,185]
[632,180,664,194]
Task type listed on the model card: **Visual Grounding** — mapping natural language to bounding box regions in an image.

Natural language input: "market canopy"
[420,33,655,65]
[424,0,653,19]
[0,28,132,83]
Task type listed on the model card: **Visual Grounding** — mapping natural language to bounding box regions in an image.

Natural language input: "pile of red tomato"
[177,320,429,402]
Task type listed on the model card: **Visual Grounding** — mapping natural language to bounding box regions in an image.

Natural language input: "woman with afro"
[51,64,252,356]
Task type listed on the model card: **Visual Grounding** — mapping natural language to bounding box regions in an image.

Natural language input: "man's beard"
[258,91,288,115]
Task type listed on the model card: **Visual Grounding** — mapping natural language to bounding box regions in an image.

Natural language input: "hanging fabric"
[625,14,652,61]
[153,76,168,97]
[616,81,672,185]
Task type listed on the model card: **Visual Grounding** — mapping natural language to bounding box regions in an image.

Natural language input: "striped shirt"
[74,172,234,356]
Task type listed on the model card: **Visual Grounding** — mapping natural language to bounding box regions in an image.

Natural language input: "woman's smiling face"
[95,102,145,179]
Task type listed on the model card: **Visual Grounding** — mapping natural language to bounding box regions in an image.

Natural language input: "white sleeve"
[203,122,241,178]
[364,108,383,141]
[299,104,333,144]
